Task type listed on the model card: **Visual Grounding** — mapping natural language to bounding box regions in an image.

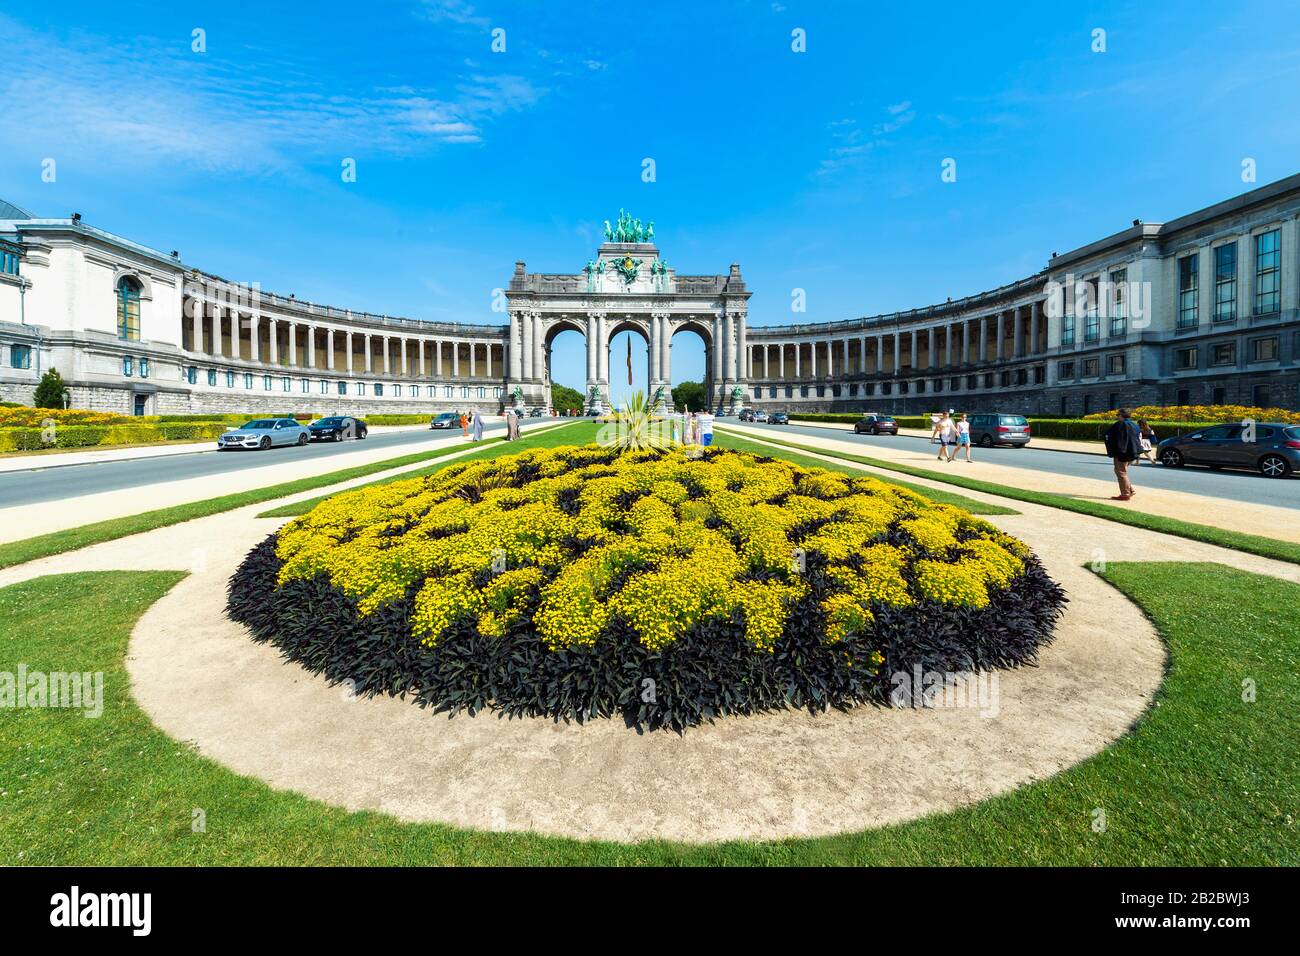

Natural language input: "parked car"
[430,412,460,429]
[738,409,755,422]
[218,418,310,451]
[529,407,544,417]
[1157,422,1300,478]
[967,413,1031,447]
[854,414,898,435]
[754,410,769,423]
[769,411,789,425]
[308,416,367,442]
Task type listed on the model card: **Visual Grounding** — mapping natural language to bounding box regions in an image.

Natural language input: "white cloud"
[0,14,541,174]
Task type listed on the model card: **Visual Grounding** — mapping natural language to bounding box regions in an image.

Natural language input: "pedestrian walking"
[508,408,520,440]
[459,411,468,438]
[934,413,956,461]
[1103,407,1143,500]
[698,410,715,447]
[1137,419,1157,465]
[471,409,484,442]
[955,413,972,462]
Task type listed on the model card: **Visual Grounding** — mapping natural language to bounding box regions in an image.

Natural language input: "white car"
[218,418,311,450]
[754,410,769,423]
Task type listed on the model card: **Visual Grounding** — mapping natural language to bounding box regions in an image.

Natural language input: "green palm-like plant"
[599,390,671,451]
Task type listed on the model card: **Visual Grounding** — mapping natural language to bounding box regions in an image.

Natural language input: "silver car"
[218,418,310,450]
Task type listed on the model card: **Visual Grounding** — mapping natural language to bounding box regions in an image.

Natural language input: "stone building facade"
[2,178,1298,418]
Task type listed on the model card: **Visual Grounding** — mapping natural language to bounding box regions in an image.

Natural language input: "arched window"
[116,276,141,341]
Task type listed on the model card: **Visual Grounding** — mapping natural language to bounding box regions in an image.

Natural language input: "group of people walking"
[674,409,714,447]
[929,410,973,463]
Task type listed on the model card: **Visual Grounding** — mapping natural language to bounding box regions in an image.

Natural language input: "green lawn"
[720,426,1300,565]
[712,430,1016,515]
[0,422,580,570]
[2,561,1294,865]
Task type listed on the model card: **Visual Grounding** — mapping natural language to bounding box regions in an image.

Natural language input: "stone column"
[978,316,988,364]
[381,336,389,375]
[288,323,297,367]
[892,333,900,375]
[597,315,608,384]
[994,313,1003,361]
[469,341,477,378]
[268,318,278,366]
[306,325,316,369]
[363,333,371,374]
[325,328,334,372]
[190,307,202,355]
[712,317,724,384]
[522,319,534,380]
[344,331,353,374]
[662,321,672,386]
[778,343,785,378]
[738,313,748,380]
[585,315,596,383]
[909,330,917,373]
[508,313,521,381]
[808,338,817,378]
[793,341,801,378]
[926,327,935,370]
[453,340,461,378]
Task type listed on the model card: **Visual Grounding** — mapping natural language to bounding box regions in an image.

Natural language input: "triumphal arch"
[504,211,751,413]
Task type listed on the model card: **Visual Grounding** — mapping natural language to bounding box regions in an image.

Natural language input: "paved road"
[728,420,1300,512]
[0,419,562,509]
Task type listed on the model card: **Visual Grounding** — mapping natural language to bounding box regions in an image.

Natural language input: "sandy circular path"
[117,498,1172,844]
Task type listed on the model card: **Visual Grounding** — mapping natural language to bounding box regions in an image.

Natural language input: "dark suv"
[967,413,1031,447]
[1157,422,1300,478]
[853,414,898,435]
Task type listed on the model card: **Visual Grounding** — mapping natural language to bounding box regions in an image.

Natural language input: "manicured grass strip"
[259,422,602,517]
[3,561,1294,864]
[711,431,1016,515]
[719,426,1300,566]
[0,424,579,571]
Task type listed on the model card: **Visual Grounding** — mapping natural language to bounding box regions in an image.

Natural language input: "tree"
[551,383,585,414]
[671,380,707,411]
[33,368,68,409]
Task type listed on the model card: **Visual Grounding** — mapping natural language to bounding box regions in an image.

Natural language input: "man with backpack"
[1103,407,1143,501]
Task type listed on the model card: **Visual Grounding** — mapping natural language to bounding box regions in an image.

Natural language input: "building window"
[864,383,874,396]
[1177,254,1198,328]
[1213,242,1237,322]
[1082,394,1093,415]
[1254,229,1280,315]
[492,386,502,398]
[443,385,453,398]
[1211,343,1236,366]
[1252,384,1271,407]
[1082,358,1099,377]
[394,384,404,397]
[9,345,32,369]
[116,276,142,341]
[461,386,470,398]
[207,368,217,386]
[263,375,272,391]
[1058,361,1075,379]
[950,377,960,391]
[1084,278,1100,342]
[1033,365,1046,385]
[477,386,486,399]
[243,373,253,389]
[1108,269,1127,337]
[1251,336,1279,362]
[300,378,310,393]
[1174,347,1198,370]
[375,383,384,396]
[983,372,994,388]
[965,374,978,390]
[899,381,909,395]
[185,365,197,384]
[123,356,134,377]
[282,376,290,392]
[319,380,328,394]
[0,240,21,276]
[932,378,943,392]
[999,371,1011,387]
[356,382,366,396]
[1212,386,1226,404]
[880,383,891,396]
[1014,368,1028,386]
[1106,353,1126,375]
[139,358,150,378]
[337,381,347,395]
[1061,315,1075,346]
[1176,388,1190,406]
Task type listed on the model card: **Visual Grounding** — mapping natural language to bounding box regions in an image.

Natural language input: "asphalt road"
[727,420,1300,512]
[0,419,561,509]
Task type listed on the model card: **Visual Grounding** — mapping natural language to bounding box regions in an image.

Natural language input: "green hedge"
[0,422,230,452]
[364,414,435,425]
[784,413,1213,442]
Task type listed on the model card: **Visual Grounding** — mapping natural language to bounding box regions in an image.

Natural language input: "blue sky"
[3,1,1300,400]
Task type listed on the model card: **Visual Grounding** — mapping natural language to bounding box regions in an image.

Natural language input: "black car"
[308,416,367,441]
[769,411,789,424]
[967,413,1031,447]
[1157,422,1300,478]
[854,414,898,435]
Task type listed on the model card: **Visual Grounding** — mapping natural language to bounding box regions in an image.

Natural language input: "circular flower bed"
[228,444,1066,732]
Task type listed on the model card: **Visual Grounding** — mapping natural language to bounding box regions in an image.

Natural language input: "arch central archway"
[605,317,653,409]
[543,318,587,413]
[668,318,714,413]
